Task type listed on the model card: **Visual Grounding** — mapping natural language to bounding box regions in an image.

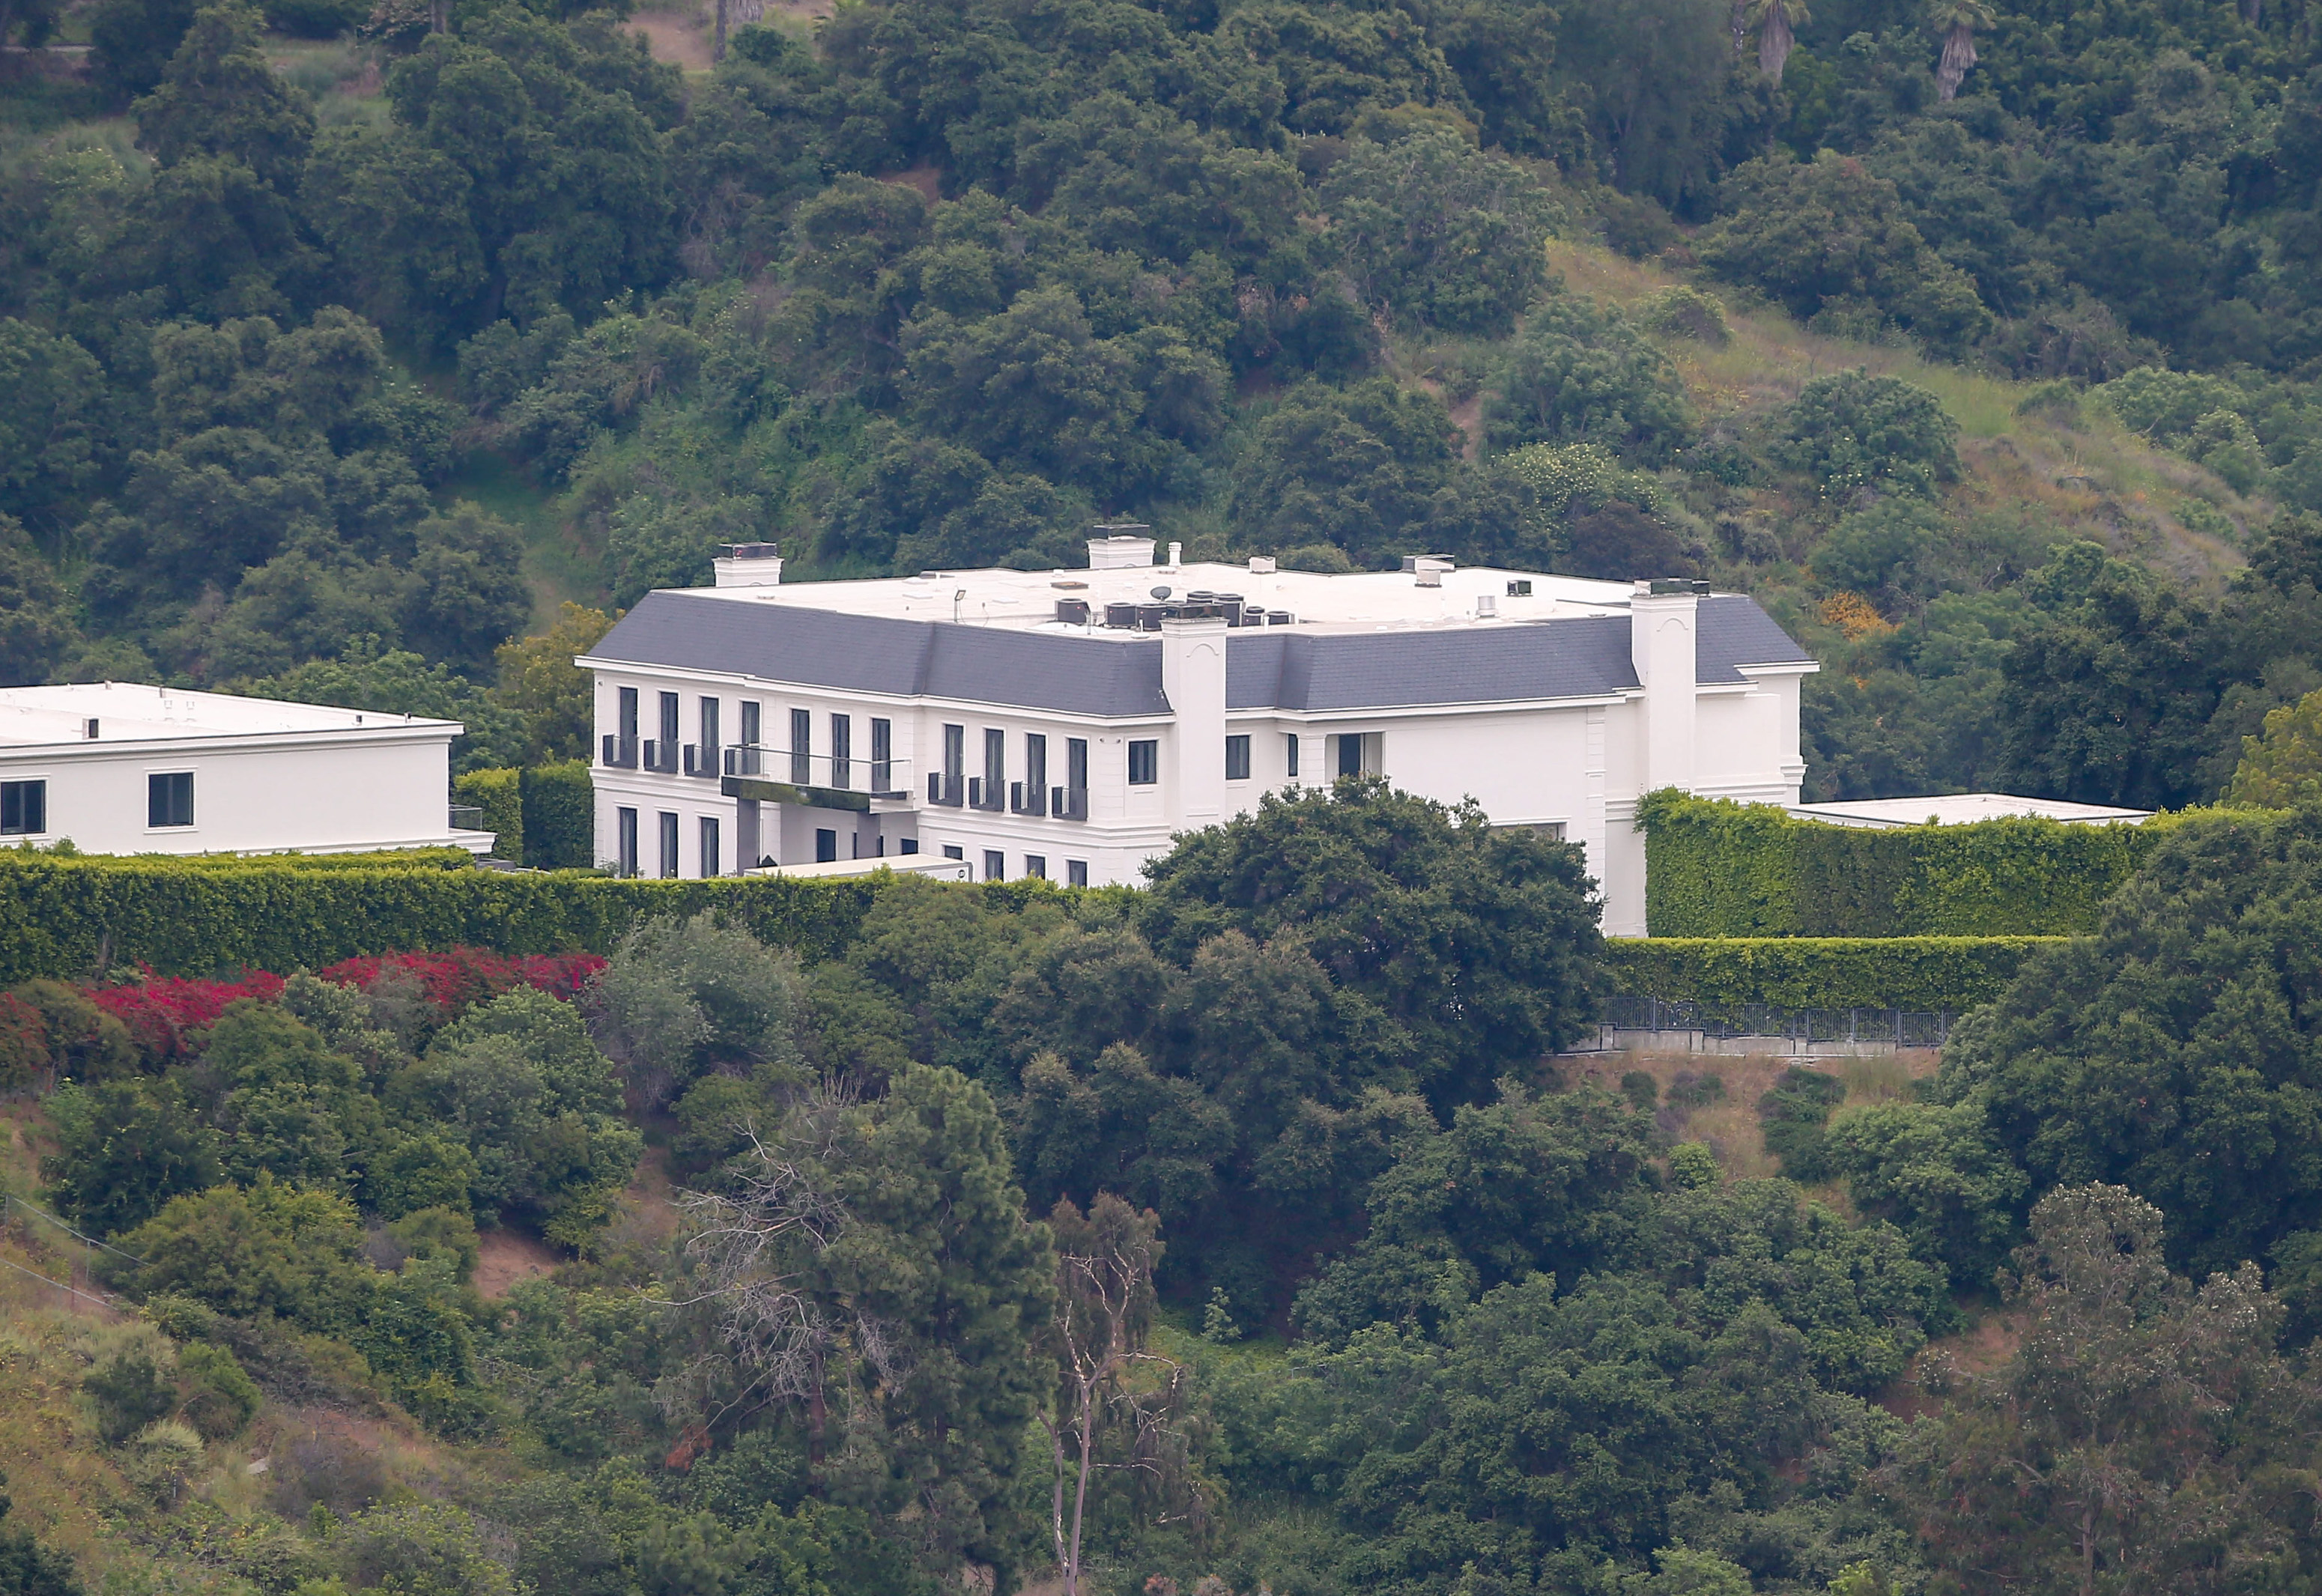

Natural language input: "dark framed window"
[983,849,1004,882]
[659,692,679,745]
[700,697,720,756]
[740,700,762,746]
[942,844,965,860]
[871,717,892,792]
[700,815,721,877]
[1128,739,1158,785]
[1067,860,1088,887]
[1285,733,1300,778]
[1025,854,1046,879]
[831,714,852,788]
[618,687,639,741]
[1336,732,1366,778]
[1067,737,1088,790]
[816,827,838,863]
[1225,734,1251,781]
[0,780,45,836]
[616,807,639,876]
[791,709,813,783]
[658,811,679,879]
[148,771,193,828]
[984,727,1004,785]
[900,838,920,854]
[1024,733,1047,805]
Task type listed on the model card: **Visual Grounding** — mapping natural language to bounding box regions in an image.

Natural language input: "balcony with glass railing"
[722,745,912,806]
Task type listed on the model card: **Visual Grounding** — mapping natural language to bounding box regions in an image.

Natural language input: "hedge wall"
[452,768,522,861]
[1638,791,2186,935]
[521,762,594,871]
[1601,936,2064,1013]
[0,855,883,984]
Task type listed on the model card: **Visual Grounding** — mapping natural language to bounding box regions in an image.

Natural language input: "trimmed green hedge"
[521,762,593,871]
[452,768,522,861]
[1602,935,2064,1013]
[0,855,882,983]
[1639,791,2183,935]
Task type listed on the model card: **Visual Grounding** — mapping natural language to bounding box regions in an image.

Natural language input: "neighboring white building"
[581,535,1819,935]
[0,682,494,858]
[1789,794,2153,828]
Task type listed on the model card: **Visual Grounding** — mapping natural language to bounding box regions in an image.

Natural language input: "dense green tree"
[1773,370,1959,500]
[118,1177,378,1338]
[0,1476,82,1596]
[132,4,315,194]
[1882,1184,2322,1595]
[1929,809,2322,1282]
[1318,124,1562,336]
[1483,294,1694,461]
[1141,777,1603,1109]
[1224,380,1464,567]
[40,1078,223,1238]
[588,912,807,1110]
[0,325,103,537]
[1995,541,2218,810]
[2228,689,2322,806]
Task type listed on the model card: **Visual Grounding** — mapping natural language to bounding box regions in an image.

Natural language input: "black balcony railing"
[601,734,639,769]
[641,738,679,774]
[1051,786,1089,822]
[683,742,721,777]
[1009,780,1047,817]
[966,776,1004,813]
[927,771,964,806]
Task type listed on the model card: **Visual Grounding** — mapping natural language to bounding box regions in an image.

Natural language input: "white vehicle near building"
[582,532,1819,935]
[0,682,494,858]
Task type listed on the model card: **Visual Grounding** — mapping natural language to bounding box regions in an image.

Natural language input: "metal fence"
[1602,995,1954,1049]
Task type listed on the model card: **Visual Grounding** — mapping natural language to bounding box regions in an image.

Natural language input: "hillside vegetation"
[10,0,2322,802]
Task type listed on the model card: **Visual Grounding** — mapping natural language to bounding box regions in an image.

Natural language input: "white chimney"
[1167,541,1183,568]
[1631,579,1702,792]
[1087,525,1157,569]
[1247,555,1277,574]
[713,542,783,587]
[1413,557,1452,588]
[1160,616,1228,831]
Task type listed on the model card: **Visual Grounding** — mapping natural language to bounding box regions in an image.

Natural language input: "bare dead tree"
[1041,1195,1183,1596]
[659,1084,855,1455]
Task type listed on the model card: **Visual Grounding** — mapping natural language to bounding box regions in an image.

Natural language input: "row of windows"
[609,688,1381,794]
[613,689,897,789]
[934,844,1088,886]
[1,774,193,836]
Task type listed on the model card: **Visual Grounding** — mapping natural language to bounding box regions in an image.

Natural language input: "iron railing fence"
[1602,995,1953,1048]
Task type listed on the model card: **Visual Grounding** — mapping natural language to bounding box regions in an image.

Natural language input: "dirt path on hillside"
[473,1231,561,1299]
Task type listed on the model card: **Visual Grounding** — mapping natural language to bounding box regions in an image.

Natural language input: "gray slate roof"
[590,591,1815,717]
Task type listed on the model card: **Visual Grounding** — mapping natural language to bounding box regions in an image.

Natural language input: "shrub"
[83,1347,178,1445]
[1773,371,1960,500]
[41,1078,223,1237]
[10,980,136,1081]
[587,913,807,1111]
[117,1178,378,1339]
[1483,296,1693,463]
[1637,285,1729,345]
[176,1343,261,1441]
[520,762,595,870]
[451,768,521,861]
[2226,688,2322,806]
[88,971,288,1068]
[315,948,605,1019]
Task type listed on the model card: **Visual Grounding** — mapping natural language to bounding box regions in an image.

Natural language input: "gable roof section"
[590,591,1814,716]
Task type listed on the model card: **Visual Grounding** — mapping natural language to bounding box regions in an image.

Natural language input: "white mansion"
[581,534,1818,935]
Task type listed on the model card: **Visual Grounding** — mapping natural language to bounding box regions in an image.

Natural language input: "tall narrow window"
[790,708,812,784]
[740,701,762,775]
[658,811,679,879]
[614,686,639,767]
[816,828,838,862]
[617,807,639,876]
[940,723,965,805]
[981,728,1004,810]
[1127,739,1158,785]
[0,780,45,836]
[618,687,639,741]
[658,692,680,771]
[1062,737,1088,819]
[1021,733,1047,814]
[700,815,721,877]
[699,697,721,773]
[1285,733,1300,779]
[1225,734,1251,781]
[983,849,1004,882]
[1336,732,1364,779]
[1067,860,1088,887]
[148,771,193,828]
[831,713,852,789]
[871,717,893,792]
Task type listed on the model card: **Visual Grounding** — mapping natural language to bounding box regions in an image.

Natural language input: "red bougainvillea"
[313,948,605,1016]
[88,971,288,1065]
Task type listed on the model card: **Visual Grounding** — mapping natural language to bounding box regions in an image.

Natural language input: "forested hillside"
[9,0,2322,801]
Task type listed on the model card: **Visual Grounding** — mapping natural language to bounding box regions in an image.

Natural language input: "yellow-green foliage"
[1602,936,2063,1012]
[2227,689,2322,807]
[449,768,521,861]
[1637,790,2189,936]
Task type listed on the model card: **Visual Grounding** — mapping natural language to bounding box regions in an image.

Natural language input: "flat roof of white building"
[694,558,1644,637]
[0,683,462,750]
[1789,794,2153,828]
[587,556,1819,717]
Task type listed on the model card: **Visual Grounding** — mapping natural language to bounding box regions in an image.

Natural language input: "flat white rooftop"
[0,682,461,750]
[693,559,1648,637]
[1789,793,2154,828]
